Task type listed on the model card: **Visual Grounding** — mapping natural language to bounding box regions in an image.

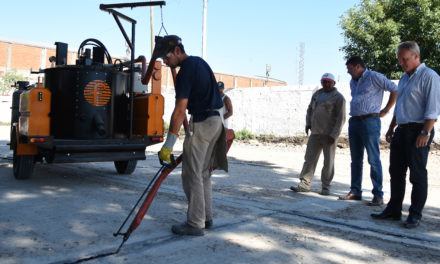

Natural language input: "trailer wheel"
[114,160,137,174]
[10,126,17,151]
[13,151,35,180]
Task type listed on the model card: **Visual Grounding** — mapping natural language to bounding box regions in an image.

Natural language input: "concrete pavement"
[0,126,439,263]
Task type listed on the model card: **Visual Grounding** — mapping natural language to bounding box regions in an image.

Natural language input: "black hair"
[169,44,185,54]
[177,43,185,54]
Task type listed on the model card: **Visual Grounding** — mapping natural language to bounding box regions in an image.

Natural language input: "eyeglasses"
[321,80,333,84]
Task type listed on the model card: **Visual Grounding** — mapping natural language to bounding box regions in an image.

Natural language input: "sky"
[1,0,360,86]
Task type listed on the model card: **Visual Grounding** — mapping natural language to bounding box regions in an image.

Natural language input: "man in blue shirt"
[371,41,440,228]
[339,56,398,206]
[158,35,227,236]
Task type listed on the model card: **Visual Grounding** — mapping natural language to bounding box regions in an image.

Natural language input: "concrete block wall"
[161,85,322,136]
[2,84,440,144]
[220,83,383,137]
[162,84,440,143]
[226,86,315,136]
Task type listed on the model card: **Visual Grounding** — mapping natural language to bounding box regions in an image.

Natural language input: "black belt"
[351,113,379,120]
[192,110,219,122]
[398,122,424,128]
[206,111,220,117]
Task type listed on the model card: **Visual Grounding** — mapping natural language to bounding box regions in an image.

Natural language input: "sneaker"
[290,185,310,192]
[171,223,204,236]
[320,189,330,196]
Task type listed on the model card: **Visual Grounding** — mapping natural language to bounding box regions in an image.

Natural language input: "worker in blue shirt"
[158,35,227,236]
[339,56,398,206]
[371,41,440,228]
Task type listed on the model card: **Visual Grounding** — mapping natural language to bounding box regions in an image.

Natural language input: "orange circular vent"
[84,80,111,107]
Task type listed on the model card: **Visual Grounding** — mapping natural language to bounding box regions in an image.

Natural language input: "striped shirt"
[349,70,397,116]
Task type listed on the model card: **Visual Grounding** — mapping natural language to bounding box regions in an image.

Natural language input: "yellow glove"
[159,133,177,164]
[159,147,172,163]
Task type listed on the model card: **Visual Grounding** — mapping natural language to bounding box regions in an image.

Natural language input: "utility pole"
[202,0,207,59]
[150,0,154,55]
[298,42,305,87]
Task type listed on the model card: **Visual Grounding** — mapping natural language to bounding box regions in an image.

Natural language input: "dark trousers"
[387,125,434,219]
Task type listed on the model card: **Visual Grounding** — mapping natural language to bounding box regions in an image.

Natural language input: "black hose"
[77,38,113,64]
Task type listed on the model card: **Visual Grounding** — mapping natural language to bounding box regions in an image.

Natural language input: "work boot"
[338,191,362,200]
[320,188,330,196]
[205,220,213,229]
[290,185,310,192]
[368,196,383,206]
[171,223,204,236]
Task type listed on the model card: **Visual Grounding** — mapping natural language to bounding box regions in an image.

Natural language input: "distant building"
[0,36,286,91]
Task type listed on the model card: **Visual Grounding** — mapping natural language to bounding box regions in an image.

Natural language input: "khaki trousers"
[299,134,336,190]
[182,115,223,228]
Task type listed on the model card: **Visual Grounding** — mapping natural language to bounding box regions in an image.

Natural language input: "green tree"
[340,0,440,79]
[0,69,25,95]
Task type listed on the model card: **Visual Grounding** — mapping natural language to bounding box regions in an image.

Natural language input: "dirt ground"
[253,135,440,151]
[0,125,439,264]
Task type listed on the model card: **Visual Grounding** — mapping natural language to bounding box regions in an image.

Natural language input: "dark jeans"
[348,117,383,198]
[387,125,434,219]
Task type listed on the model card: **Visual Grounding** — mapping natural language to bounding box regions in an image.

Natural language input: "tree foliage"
[340,0,440,79]
[0,69,25,95]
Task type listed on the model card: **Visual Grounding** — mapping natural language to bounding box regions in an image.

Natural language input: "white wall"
[3,84,439,143]
[162,83,440,143]
[0,95,12,124]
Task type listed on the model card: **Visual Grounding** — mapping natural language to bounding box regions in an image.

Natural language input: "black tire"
[114,160,137,174]
[13,151,35,180]
[10,126,17,151]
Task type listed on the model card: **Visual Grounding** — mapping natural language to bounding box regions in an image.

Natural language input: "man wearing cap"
[218,81,233,129]
[371,41,440,228]
[339,56,398,206]
[158,35,227,236]
[290,73,346,195]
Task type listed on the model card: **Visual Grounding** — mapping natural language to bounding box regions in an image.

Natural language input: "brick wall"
[215,73,285,89]
[0,37,287,91]
[0,42,8,70]
[0,38,79,83]
[10,43,41,70]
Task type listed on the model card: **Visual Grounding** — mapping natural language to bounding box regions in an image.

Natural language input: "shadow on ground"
[0,140,439,263]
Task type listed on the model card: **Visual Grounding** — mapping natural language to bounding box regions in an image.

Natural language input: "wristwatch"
[420,129,429,136]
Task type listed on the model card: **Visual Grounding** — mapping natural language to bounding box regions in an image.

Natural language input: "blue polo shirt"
[349,70,397,116]
[175,56,223,122]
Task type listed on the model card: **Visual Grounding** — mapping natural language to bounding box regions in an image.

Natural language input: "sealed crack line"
[214,194,440,246]
[51,212,276,264]
[51,206,439,264]
[277,210,440,246]
[35,162,440,247]
[4,153,439,257]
